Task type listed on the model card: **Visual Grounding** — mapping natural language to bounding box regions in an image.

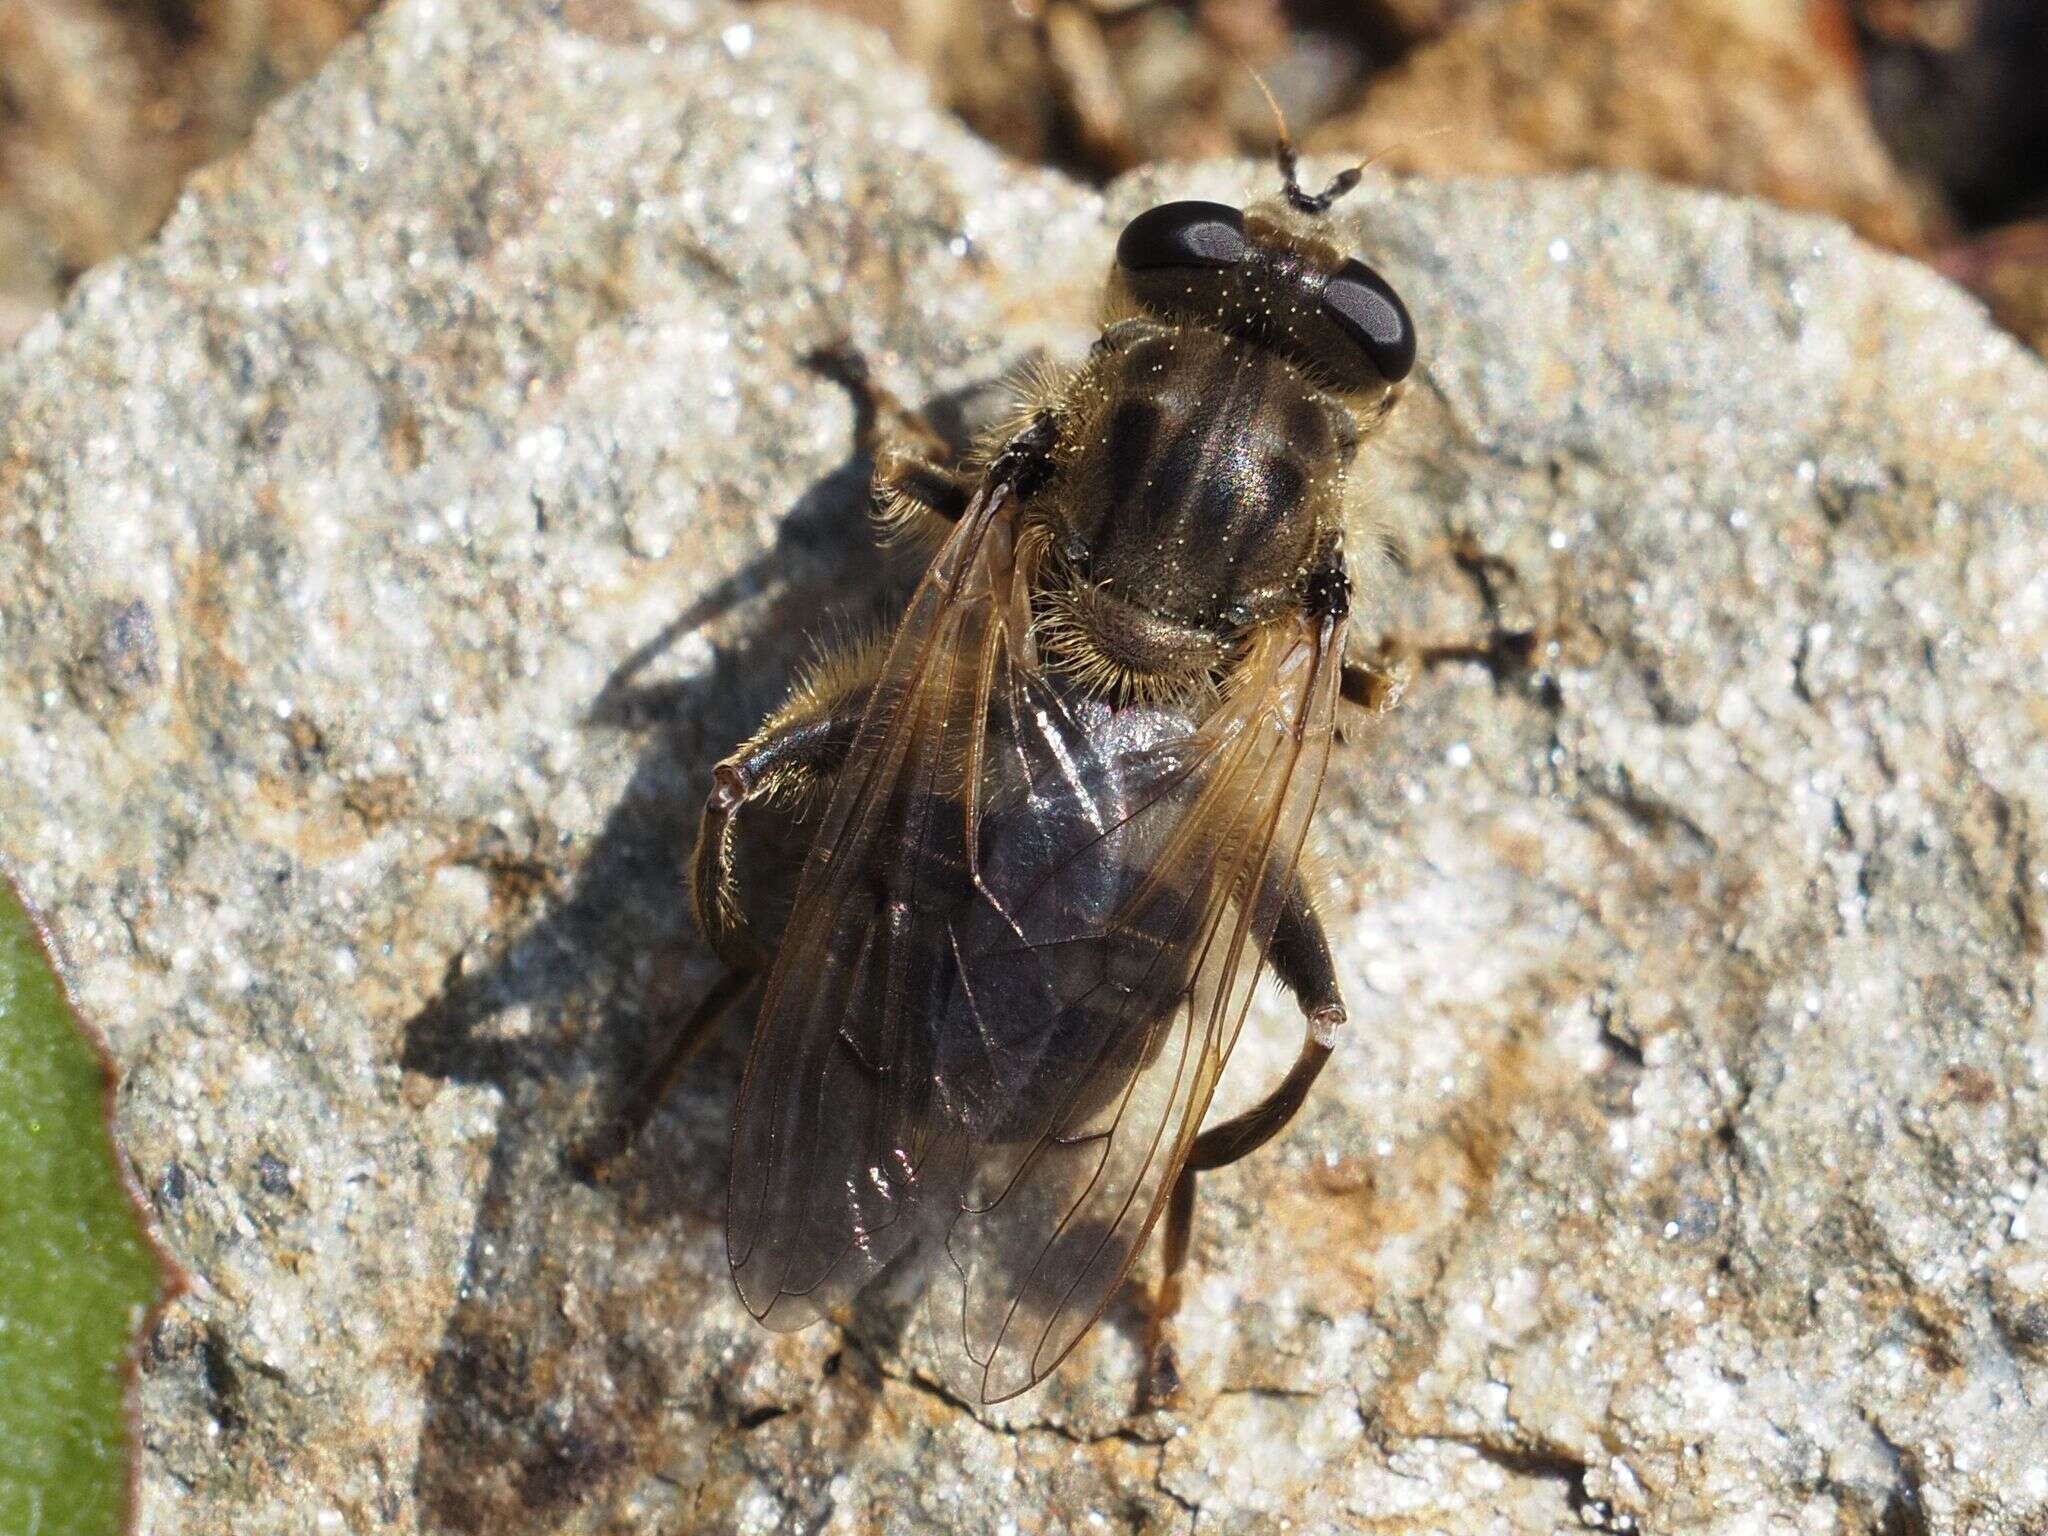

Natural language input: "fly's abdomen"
[928,695,1206,1144]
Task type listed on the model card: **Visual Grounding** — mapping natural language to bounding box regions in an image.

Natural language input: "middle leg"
[571,967,757,1180]
[577,643,886,1178]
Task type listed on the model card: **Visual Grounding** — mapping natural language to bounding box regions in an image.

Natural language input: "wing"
[930,607,1344,1401]
[726,475,1025,1328]
[726,476,1346,1404]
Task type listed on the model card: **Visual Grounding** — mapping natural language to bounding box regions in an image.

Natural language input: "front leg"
[875,405,1062,533]
[809,345,981,535]
[876,443,978,528]
[815,335,1061,539]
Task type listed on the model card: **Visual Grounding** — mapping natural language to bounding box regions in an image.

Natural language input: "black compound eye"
[1322,259,1416,383]
[1115,201,1247,272]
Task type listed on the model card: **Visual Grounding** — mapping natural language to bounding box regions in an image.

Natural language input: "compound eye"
[1115,201,1247,272]
[1322,259,1416,383]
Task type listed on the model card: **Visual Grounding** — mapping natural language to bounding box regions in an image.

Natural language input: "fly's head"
[1020,167,1415,701]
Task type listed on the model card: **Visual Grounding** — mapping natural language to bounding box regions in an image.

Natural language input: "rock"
[1936,220,2048,360]
[1311,0,1940,256]
[768,0,1369,179]
[2,0,2045,1531]
[1849,0,2048,231]
[0,0,378,347]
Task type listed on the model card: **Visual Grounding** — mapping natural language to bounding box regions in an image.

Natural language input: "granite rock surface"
[2,0,2046,1531]
[1309,0,1939,256]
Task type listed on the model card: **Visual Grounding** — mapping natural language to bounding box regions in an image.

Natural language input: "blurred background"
[1,0,2043,349]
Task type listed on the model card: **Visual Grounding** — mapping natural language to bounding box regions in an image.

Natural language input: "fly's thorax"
[1020,324,1355,700]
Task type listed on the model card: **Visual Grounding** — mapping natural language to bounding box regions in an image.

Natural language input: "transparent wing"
[726,479,1025,1326]
[931,610,1344,1401]
[725,478,1346,1403]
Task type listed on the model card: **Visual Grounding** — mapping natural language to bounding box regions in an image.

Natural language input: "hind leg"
[1141,882,1344,1405]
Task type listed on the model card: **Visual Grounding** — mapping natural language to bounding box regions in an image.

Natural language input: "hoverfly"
[619,144,1414,1406]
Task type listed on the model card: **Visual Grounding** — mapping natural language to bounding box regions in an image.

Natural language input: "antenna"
[1245,64,1363,216]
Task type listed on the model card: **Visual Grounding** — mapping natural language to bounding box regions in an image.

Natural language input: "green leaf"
[0,879,170,1536]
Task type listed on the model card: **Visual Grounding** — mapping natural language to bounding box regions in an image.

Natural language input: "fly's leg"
[875,405,1058,530]
[1385,631,1537,682]
[1340,653,1406,715]
[691,657,880,972]
[1141,1036,1334,1404]
[571,968,756,1180]
[612,380,1063,1167]
[815,346,1063,533]
[578,648,884,1179]
[1142,881,1344,1407]
[878,450,978,526]
[1350,533,1540,705]
[1339,622,1541,733]
[811,345,980,529]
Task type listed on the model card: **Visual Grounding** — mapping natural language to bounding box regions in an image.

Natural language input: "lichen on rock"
[0,0,2045,1532]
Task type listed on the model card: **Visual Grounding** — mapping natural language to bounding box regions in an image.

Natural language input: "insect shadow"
[396,368,1009,1533]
